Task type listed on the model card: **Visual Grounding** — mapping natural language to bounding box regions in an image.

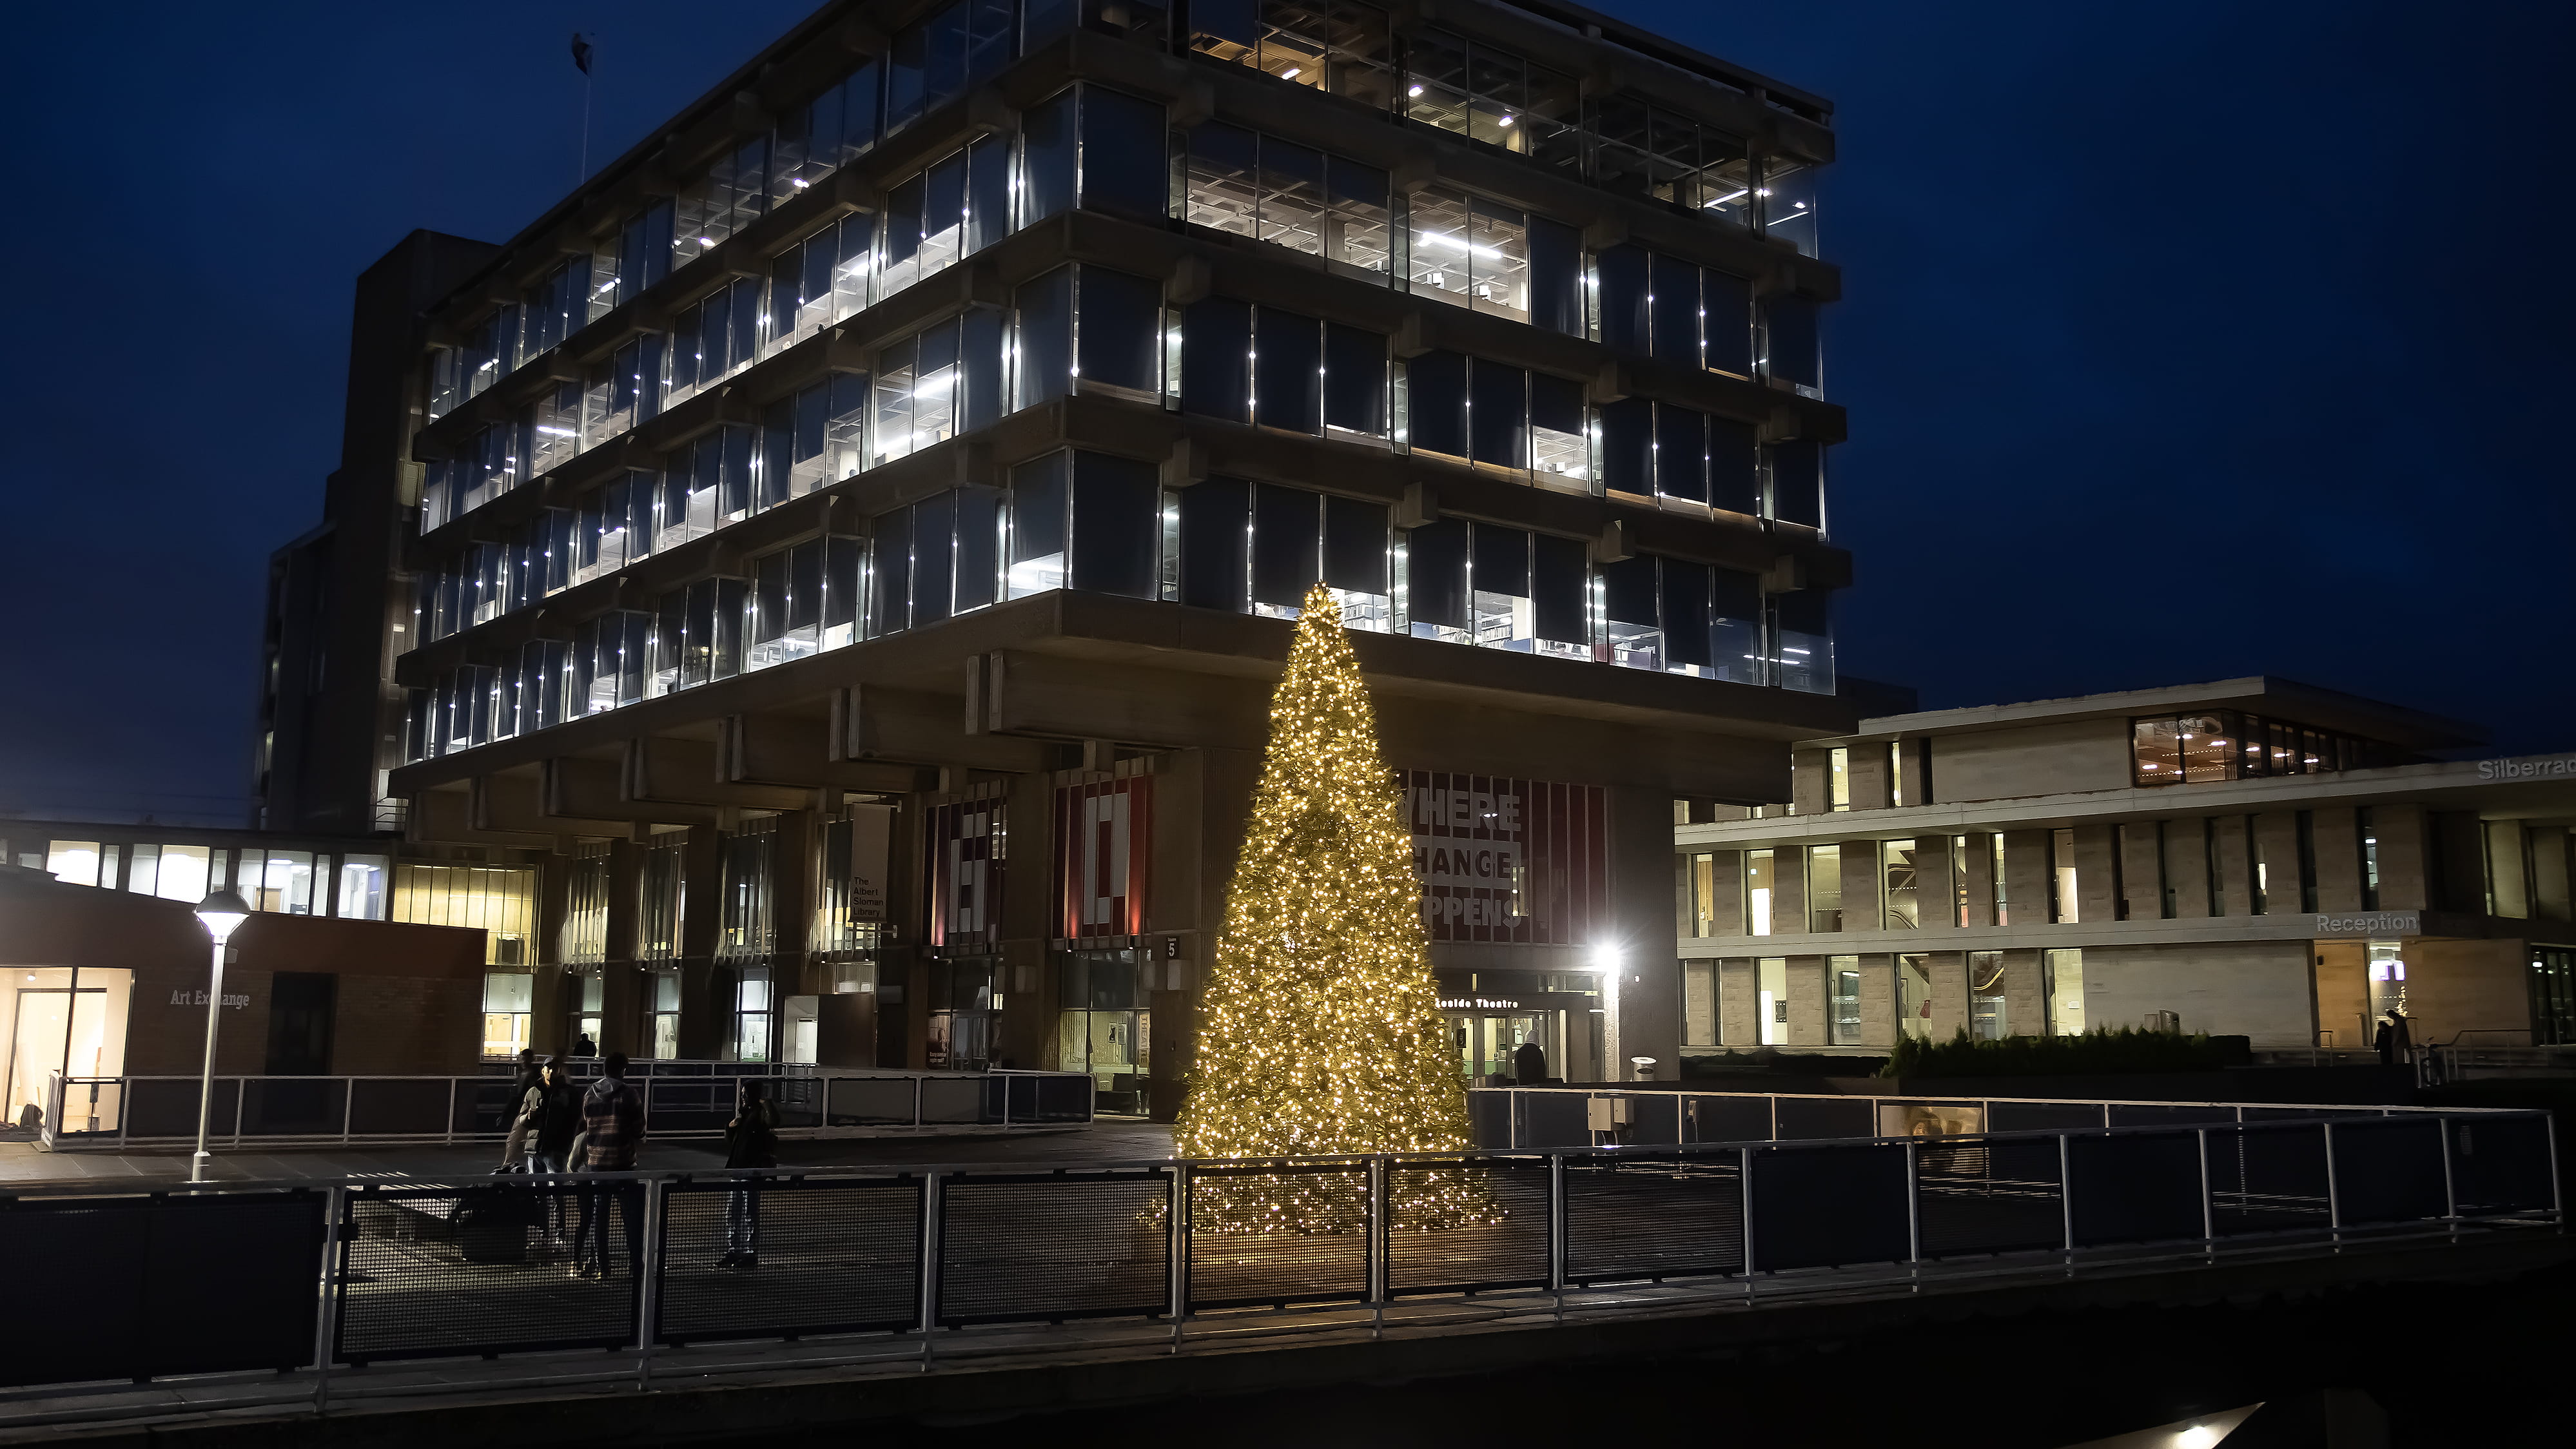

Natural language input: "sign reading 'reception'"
[1403,772,1607,945]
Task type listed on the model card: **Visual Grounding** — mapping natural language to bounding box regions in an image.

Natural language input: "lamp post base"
[190,1150,214,1184]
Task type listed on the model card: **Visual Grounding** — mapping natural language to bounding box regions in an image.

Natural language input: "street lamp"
[189,889,251,1185]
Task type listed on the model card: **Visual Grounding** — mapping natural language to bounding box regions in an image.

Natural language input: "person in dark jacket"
[498,1049,540,1168]
[529,1058,583,1238]
[571,1053,647,1279]
[721,1080,780,1270]
[1512,1040,1548,1085]
[574,1033,597,1059]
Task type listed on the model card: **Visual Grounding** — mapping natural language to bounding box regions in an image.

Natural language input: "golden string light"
[1175,583,1493,1234]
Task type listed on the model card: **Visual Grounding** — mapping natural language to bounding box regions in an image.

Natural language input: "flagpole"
[578,65,593,183]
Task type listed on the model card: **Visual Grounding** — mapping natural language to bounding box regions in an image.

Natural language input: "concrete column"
[1790,752,1828,815]
[1784,956,1827,1046]
[2002,949,2044,1038]
[1917,835,1958,930]
[2252,812,2303,916]
[1707,850,1744,937]
[1924,951,1968,1041]
[2372,804,2431,911]
[1848,743,1891,810]
[536,848,571,967]
[2428,812,2486,913]
[2486,821,2530,919]
[1773,841,1808,936]
[1606,785,1681,1080]
[2532,829,2571,922]
[2214,817,2256,917]
[2073,825,2119,923]
[1719,958,1757,1045]
[1858,953,1895,1046]
[2165,820,2212,919]
[1897,739,1929,808]
[597,964,643,1057]
[2119,823,2162,921]
[1842,840,1883,934]
[529,966,572,1057]
[1961,833,1996,928]
[2312,808,2364,914]
[2002,830,2049,929]
[999,771,1053,1072]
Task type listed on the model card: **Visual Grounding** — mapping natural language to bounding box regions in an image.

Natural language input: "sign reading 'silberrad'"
[1403,772,1607,944]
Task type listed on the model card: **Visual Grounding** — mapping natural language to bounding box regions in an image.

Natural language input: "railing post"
[1903,1138,1921,1292]
[1366,1155,1388,1337]
[313,1183,344,1414]
[2437,1115,2458,1236]
[1547,1152,1566,1305]
[917,1170,942,1364]
[2196,1127,2215,1259]
[2547,1111,2566,1227]
[1166,1162,1189,1351]
[913,1076,924,1131]
[2058,1133,2075,1273]
[1739,1145,1759,1296]
[1768,1094,1779,1142]
[234,1076,247,1145]
[2322,1121,2343,1249]
[634,1174,664,1386]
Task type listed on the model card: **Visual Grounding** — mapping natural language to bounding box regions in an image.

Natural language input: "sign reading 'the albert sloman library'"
[1404,772,1606,946]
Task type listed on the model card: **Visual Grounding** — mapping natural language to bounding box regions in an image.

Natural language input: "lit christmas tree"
[1176,583,1484,1232]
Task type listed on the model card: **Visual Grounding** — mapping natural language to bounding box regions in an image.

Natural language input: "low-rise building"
[0,862,487,1133]
[1673,678,2576,1059]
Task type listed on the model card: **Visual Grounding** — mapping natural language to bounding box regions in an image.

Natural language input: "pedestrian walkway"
[0,1119,1175,1188]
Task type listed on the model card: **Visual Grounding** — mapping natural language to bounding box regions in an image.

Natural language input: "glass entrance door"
[1452,1013,1551,1082]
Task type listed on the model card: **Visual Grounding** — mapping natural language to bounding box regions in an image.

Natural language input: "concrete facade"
[1677,677,2576,1057]
[248,0,1880,1113]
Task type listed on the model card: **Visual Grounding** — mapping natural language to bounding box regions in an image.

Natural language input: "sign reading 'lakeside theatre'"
[1405,772,1607,945]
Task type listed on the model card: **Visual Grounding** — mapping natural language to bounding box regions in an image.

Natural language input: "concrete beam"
[624,735,811,810]
[543,754,719,826]
[724,712,934,794]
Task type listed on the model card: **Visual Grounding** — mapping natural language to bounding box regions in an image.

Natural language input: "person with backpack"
[497,1048,540,1170]
[571,1053,646,1280]
[721,1078,779,1270]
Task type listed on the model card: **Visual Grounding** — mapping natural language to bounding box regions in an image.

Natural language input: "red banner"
[1055,776,1151,940]
[925,797,1005,948]
[1404,772,1606,945]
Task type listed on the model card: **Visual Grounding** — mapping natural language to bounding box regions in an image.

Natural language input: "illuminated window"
[1744,850,1774,937]
[482,971,533,1059]
[394,863,538,966]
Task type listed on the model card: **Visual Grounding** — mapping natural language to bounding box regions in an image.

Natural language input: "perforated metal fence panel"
[2448,1115,2557,1217]
[0,1191,322,1387]
[1563,1153,1742,1284]
[1468,1090,1514,1148]
[656,1175,921,1343]
[2207,1123,2332,1236]
[2068,1131,2205,1247]
[1989,1102,2105,1134]
[1684,1094,1774,1144]
[1385,1156,1551,1295]
[1184,1162,1371,1310]
[1521,1093,1588,1147]
[337,1182,638,1361]
[827,1076,921,1125]
[347,1079,454,1135]
[1773,1096,1873,1141]
[1916,1136,2065,1258]
[1750,1143,1910,1272]
[1624,1095,1683,1145]
[937,1171,1170,1325]
[2327,1118,2448,1227]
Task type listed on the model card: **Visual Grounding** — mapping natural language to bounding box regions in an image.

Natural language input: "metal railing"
[38,1069,1093,1151]
[1461,1085,2528,1149]
[0,1094,2556,1425]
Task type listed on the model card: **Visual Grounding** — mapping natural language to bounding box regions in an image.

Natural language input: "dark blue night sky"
[2,1,2568,824]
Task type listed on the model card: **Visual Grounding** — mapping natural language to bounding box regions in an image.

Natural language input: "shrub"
[1880,1026,2224,1079]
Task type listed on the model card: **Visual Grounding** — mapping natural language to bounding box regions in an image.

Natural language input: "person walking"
[571,1052,647,1280]
[721,1080,779,1270]
[574,1032,597,1059]
[497,1048,540,1170]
